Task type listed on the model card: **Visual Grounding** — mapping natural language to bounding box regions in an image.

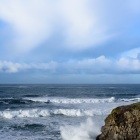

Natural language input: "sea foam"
[24,97,115,104]
[120,97,140,102]
[0,108,109,119]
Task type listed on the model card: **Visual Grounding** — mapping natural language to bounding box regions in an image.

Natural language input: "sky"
[0,0,140,84]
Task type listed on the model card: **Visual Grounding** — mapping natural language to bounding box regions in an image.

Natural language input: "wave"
[12,123,45,130]
[0,97,139,106]
[24,97,115,104]
[120,97,140,102]
[60,118,100,140]
[97,93,138,97]
[22,95,40,98]
[0,98,34,105]
[0,108,109,119]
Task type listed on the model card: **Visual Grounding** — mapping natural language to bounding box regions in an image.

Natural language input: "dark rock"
[97,102,140,140]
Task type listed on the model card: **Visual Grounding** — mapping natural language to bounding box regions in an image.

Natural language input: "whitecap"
[0,108,109,119]
[23,97,115,104]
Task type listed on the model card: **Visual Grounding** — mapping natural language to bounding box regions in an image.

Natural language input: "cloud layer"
[1,54,140,74]
[0,61,57,73]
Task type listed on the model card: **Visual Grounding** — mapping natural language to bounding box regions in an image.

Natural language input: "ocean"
[0,84,139,140]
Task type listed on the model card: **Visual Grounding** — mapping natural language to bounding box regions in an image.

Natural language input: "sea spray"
[60,118,100,140]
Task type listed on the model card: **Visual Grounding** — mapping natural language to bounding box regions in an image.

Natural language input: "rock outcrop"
[97,102,140,140]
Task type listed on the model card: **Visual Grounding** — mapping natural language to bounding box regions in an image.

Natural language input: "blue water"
[0,84,139,140]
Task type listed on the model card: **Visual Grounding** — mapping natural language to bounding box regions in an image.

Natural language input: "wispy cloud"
[0,0,140,55]
[0,0,115,53]
[0,0,54,53]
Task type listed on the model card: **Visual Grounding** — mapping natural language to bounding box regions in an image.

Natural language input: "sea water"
[0,84,139,140]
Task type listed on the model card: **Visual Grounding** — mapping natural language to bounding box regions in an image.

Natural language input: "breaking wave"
[0,97,139,106]
[119,97,140,102]
[24,97,115,104]
[0,108,109,119]
[60,118,100,140]
[0,98,34,105]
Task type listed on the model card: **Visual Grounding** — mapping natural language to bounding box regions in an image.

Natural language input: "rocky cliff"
[97,102,140,140]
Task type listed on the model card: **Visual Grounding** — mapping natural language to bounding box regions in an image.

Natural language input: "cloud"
[62,56,140,74]
[0,61,57,73]
[0,0,140,60]
[58,0,110,50]
[116,57,140,73]
[0,0,114,53]
[0,0,54,53]
[62,56,112,74]
[1,55,140,74]
[121,47,140,59]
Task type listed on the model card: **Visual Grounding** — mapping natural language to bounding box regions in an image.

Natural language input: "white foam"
[120,98,140,102]
[0,108,109,119]
[0,109,49,119]
[24,97,115,104]
[60,118,100,140]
